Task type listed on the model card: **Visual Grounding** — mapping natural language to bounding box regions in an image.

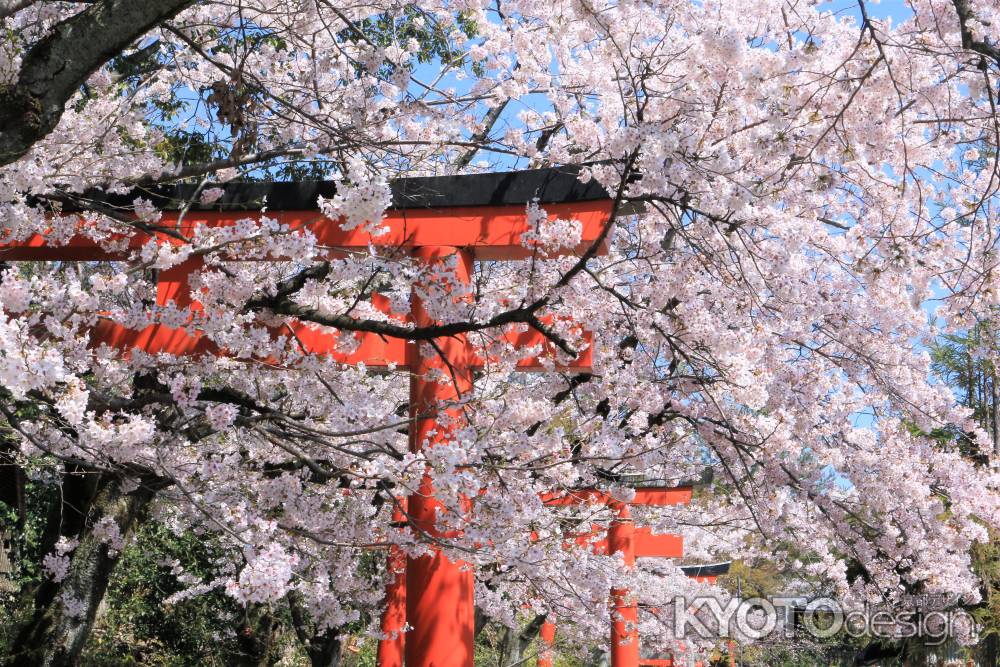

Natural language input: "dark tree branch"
[952,0,1000,67]
[0,0,197,166]
[453,97,510,169]
[0,0,36,20]
[256,298,579,357]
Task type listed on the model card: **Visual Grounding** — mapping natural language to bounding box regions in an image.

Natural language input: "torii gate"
[535,522,687,667]
[541,487,692,667]
[538,563,734,667]
[378,486,691,667]
[1,168,614,667]
[538,564,735,667]
[530,486,691,667]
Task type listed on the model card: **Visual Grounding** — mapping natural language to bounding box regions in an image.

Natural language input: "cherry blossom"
[4,0,1000,659]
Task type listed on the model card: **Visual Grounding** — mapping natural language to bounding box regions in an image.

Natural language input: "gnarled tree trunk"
[498,614,548,667]
[8,473,155,667]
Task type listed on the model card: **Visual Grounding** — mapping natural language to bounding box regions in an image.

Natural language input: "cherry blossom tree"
[4,0,1000,664]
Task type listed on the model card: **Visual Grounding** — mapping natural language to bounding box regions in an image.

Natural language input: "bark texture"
[0,0,196,166]
[8,475,155,667]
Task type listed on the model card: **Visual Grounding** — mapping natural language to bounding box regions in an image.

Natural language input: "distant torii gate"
[534,513,688,667]
[538,560,735,667]
[538,563,734,667]
[540,487,693,667]
[532,500,734,667]
[396,486,693,667]
[1,169,614,667]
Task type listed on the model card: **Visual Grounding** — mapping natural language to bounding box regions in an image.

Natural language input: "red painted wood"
[83,264,593,369]
[581,527,683,558]
[377,505,408,667]
[538,619,556,667]
[404,246,475,667]
[634,529,684,559]
[609,504,639,667]
[0,200,612,261]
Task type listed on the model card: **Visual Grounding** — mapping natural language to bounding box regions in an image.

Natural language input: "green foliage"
[0,477,59,654]
[151,128,220,168]
[356,7,481,76]
[78,521,249,667]
[932,326,1000,440]
[0,476,55,592]
[971,536,1000,641]
[928,323,1000,662]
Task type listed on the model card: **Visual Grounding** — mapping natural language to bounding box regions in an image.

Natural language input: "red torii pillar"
[377,504,408,667]
[537,619,557,667]
[403,245,476,667]
[1,170,613,667]
[609,503,639,667]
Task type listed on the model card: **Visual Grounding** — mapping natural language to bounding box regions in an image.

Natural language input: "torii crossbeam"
[2,168,614,667]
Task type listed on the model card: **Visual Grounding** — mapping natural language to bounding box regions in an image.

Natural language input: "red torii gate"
[2,168,613,667]
[529,486,692,667]
[541,487,692,667]
[531,501,733,667]
[377,487,691,667]
[535,522,688,667]
[538,563,734,667]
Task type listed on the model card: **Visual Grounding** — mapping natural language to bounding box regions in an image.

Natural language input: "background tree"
[933,324,1000,665]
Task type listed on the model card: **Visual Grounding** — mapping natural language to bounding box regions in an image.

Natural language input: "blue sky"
[409,0,920,171]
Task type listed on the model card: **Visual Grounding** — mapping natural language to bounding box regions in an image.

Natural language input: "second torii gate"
[532,486,692,667]
[535,525,687,667]
[1,168,614,667]
[540,563,734,667]
[378,486,691,667]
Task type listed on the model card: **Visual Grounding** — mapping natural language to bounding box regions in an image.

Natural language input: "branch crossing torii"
[1,168,615,667]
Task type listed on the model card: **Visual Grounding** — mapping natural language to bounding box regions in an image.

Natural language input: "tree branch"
[453,97,510,169]
[952,0,1000,68]
[0,0,36,20]
[0,0,197,166]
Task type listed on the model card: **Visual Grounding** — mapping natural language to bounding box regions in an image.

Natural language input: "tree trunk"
[0,432,26,595]
[583,646,610,667]
[0,0,198,166]
[7,475,155,667]
[499,614,548,667]
[983,633,999,667]
[288,591,342,667]
[475,605,490,638]
[304,631,342,667]
[234,604,280,667]
[991,368,999,457]
[968,349,976,414]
